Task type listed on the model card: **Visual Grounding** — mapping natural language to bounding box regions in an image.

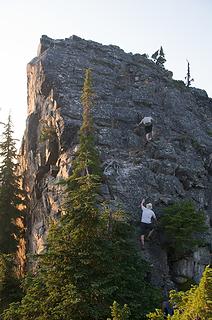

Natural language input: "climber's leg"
[140,223,147,249]
[145,124,153,142]
[140,235,145,248]
[146,228,154,240]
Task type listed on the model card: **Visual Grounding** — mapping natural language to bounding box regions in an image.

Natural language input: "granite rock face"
[19,35,212,288]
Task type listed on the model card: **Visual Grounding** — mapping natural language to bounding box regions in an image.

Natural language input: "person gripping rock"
[139,116,153,142]
[140,198,157,249]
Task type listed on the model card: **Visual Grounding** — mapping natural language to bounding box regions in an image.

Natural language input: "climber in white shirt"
[139,116,153,142]
[140,198,157,249]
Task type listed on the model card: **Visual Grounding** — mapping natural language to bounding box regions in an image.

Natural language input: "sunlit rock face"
[19,35,212,289]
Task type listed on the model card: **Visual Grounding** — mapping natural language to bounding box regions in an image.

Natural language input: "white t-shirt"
[141,205,156,224]
[140,117,153,125]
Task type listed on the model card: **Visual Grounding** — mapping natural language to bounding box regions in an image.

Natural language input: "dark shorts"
[144,124,153,134]
[140,222,153,235]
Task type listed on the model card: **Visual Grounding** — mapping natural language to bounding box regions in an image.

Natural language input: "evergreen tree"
[185,60,194,87]
[3,70,160,320]
[0,254,22,314]
[151,46,166,67]
[151,50,159,61]
[0,115,22,253]
[0,116,24,316]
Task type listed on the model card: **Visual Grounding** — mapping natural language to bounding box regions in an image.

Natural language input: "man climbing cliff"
[139,116,153,142]
[140,198,157,249]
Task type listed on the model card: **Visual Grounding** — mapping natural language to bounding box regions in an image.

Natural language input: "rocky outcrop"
[19,35,212,289]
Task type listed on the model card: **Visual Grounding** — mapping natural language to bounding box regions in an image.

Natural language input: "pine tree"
[0,254,22,314]
[3,70,160,320]
[151,50,159,61]
[0,116,24,316]
[185,60,194,87]
[151,46,166,67]
[0,115,22,253]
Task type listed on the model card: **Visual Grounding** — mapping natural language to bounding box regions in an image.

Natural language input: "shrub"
[146,308,164,320]
[170,265,212,320]
[173,80,186,90]
[206,129,212,137]
[159,201,207,255]
[146,265,212,320]
[0,254,22,314]
[39,120,56,142]
[107,301,130,320]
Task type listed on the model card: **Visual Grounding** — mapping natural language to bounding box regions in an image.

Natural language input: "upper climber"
[139,116,153,142]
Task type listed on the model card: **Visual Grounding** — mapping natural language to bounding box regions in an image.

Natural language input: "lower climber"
[162,299,174,319]
[140,198,157,249]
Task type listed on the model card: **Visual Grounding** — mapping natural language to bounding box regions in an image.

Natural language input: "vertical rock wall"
[19,35,212,288]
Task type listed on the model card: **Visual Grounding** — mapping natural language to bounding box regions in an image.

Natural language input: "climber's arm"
[138,119,143,126]
[140,199,145,208]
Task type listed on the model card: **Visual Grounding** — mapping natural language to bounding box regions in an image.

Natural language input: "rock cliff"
[19,35,212,289]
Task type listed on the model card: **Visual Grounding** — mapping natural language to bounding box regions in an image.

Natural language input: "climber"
[139,116,153,142]
[140,198,157,249]
[162,299,174,319]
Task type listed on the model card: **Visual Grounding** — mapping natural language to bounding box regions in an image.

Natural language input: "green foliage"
[159,201,207,255]
[3,70,160,319]
[141,53,149,59]
[2,274,48,320]
[0,254,22,315]
[206,129,212,137]
[177,277,197,292]
[6,190,159,319]
[2,302,21,320]
[147,265,212,320]
[176,134,190,152]
[39,120,56,142]
[0,116,24,316]
[151,46,166,67]
[151,50,159,61]
[146,308,164,320]
[100,210,161,319]
[191,138,202,152]
[184,60,194,87]
[0,115,23,253]
[107,301,130,320]
[172,80,186,90]
[170,265,212,320]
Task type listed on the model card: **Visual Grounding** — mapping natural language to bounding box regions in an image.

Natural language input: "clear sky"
[0,0,211,145]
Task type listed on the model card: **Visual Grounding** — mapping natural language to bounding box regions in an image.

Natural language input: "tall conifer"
[0,254,22,314]
[3,70,159,320]
[185,60,194,87]
[0,115,22,253]
[151,46,166,67]
[0,115,23,315]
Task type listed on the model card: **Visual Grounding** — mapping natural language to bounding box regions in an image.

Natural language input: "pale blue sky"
[0,0,211,144]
